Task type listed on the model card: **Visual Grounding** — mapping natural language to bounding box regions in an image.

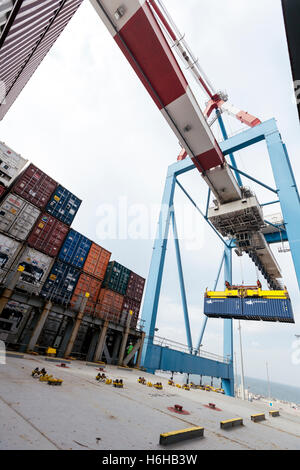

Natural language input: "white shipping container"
[0,141,28,187]
[0,233,22,282]
[0,194,40,240]
[0,300,32,345]
[6,247,54,295]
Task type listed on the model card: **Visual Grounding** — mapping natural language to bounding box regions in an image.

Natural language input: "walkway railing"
[152,335,230,364]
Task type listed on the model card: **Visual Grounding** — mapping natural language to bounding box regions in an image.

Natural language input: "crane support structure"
[140,118,300,396]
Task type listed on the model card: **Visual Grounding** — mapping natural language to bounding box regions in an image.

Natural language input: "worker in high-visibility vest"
[126,342,133,356]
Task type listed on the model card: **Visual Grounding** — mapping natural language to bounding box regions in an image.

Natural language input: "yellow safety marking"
[161,427,204,438]
[220,418,243,424]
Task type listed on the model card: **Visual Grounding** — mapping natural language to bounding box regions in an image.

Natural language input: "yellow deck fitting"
[39,374,52,382]
[48,378,63,386]
[154,383,163,390]
[113,380,124,388]
[159,426,204,446]
[269,410,280,417]
[175,384,181,388]
[46,347,56,356]
[105,379,112,385]
[168,380,175,386]
[251,413,266,422]
[182,385,190,391]
[220,418,243,429]
[147,382,153,387]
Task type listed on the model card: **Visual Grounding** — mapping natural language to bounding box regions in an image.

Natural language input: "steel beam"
[222,245,234,396]
[265,131,300,288]
[171,209,193,352]
[27,301,52,352]
[141,168,176,367]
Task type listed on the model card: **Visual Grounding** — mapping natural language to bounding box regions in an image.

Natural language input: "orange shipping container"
[95,288,124,323]
[70,273,102,315]
[83,242,111,280]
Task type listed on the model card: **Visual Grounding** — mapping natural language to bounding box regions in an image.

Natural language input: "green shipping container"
[103,261,131,295]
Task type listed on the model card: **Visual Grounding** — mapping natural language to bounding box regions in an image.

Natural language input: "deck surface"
[1,355,300,450]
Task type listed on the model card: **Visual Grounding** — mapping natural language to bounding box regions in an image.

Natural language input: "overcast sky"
[0,0,299,387]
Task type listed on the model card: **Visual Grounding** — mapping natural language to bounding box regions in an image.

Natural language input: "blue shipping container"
[45,185,82,226]
[41,260,80,306]
[204,296,294,323]
[204,297,243,318]
[243,298,294,323]
[58,229,91,269]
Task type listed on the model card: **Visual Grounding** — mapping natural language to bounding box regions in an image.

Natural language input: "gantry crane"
[0,0,299,395]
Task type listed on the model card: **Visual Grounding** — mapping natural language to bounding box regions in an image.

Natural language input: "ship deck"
[1,355,300,450]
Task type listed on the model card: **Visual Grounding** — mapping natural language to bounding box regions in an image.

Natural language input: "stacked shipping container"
[0,141,145,347]
[121,272,145,328]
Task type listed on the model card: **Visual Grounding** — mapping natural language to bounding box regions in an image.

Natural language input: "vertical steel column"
[217,110,242,187]
[171,209,193,352]
[136,332,145,369]
[0,268,23,315]
[141,168,176,368]
[93,320,109,362]
[265,130,300,288]
[222,245,234,396]
[64,295,88,358]
[195,250,225,354]
[27,301,52,352]
[118,310,132,366]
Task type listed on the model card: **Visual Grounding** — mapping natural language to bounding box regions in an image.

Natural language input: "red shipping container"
[12,163,57,209]
[70,273,102,315]
[27,213,69,257]
[0,184,6,197]
[95,288,124,323]
[126,272,145,303]
[83,242,111,280]
[121,296,141,329]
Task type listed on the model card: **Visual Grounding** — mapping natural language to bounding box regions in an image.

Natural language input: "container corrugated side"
[0,194,41,241]
[70,273,102,315]
[12,163,57,209]
[125,271,145,302]
[83,242,111,280]
[58,229,91,269]
[5,247,54,295]
[120,296,141,328]
[103,261,131,295]
[204,296,295,323]
[45,185,81,226]
[0,300,32,344]
[41,260,81,306]
[243,298,294,323]
[27,213,69,258]
[95,288,124,323]
[0,141,28,188]
[71,323,90,358]
[203,297,243,318]
[38,312,64,350]
[0,234,23,282]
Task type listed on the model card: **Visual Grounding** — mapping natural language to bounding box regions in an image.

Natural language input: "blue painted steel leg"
[141,167,176,369]
[171,210,193,353]
[222,245,234,396]
[217,110,243,187]
[195,250,225,354]
[265,131,300,289]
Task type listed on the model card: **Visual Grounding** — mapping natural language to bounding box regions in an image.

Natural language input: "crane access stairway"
[203,282,294,323]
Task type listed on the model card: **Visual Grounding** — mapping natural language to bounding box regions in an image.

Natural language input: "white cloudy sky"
[0,0,300,387]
